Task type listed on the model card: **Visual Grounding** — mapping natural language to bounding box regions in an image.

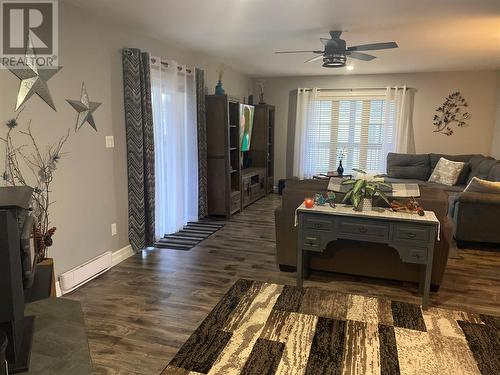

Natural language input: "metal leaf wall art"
[433,92,470,136]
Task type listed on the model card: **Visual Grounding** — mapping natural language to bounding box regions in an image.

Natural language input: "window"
[303,94,395,175]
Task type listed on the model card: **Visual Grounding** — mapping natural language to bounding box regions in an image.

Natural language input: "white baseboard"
[56,244,134,297]
[55,280,62,297]
[112,244,134,267]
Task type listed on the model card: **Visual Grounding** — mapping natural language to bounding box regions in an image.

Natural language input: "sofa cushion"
[423,182,465,192]
[464,177,500,194]
[386,152,430,180]
[487,162,500,182]
[428,157,466,186]
[468,157,497,183]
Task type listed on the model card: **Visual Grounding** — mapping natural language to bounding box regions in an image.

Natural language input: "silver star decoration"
[8,39,62,111]
[66,83,101,132]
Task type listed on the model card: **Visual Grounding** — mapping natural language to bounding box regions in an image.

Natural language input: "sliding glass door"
[151,59,198,239]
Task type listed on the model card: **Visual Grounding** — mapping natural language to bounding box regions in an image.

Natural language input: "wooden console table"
[295,203,440,309]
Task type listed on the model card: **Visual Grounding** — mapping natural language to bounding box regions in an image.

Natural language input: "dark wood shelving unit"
[206,95,242,217]
[241,167,266,208]
[206,97,275,217]
[250,104,275,194]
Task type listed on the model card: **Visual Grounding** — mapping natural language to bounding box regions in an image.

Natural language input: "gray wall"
[256,70,499,181]
[0,2,252,276]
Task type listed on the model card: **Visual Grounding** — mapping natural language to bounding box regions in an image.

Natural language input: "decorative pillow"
[428,157,465,186]
[464,177,500,194]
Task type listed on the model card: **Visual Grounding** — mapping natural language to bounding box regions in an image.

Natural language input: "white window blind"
[303,92,395,176]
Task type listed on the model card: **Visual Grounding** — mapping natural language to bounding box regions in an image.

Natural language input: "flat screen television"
[239,104,255,152]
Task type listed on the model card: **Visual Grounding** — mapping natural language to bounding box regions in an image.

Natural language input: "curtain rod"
[150,57,193,74]
[302,87,417,92]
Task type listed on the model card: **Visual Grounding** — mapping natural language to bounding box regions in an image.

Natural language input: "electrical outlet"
[105,136,115,148]
[111,223,117,236]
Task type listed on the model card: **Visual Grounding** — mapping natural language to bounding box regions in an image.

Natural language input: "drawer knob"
[359,227,368,233]
[314,223,322,229]
[406,233,416,239]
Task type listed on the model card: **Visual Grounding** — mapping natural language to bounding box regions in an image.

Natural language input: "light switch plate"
[105,136,115,148]
[111,223,117,236]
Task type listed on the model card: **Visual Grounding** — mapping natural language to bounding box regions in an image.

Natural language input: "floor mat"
[154,220,225,250]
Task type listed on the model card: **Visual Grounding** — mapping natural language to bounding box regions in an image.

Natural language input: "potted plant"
[2,113,69,297]
[341,169,391,211]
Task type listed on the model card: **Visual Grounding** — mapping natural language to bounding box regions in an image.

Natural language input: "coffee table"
[295,203,440,309]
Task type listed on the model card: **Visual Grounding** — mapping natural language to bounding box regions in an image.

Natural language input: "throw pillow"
[428,157,465,186]
[464,177,500,194]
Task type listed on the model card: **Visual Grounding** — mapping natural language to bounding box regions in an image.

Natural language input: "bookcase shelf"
[249,104,275,194]
[206,95,242,217]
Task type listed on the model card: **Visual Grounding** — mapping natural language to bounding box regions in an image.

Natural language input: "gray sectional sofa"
[386,152,500,246]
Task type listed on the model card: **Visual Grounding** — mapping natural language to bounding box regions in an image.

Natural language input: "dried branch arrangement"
[2,113,70,260]
[433,92,470,136]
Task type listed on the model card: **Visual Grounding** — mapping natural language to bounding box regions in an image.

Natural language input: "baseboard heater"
[59,251,112,294]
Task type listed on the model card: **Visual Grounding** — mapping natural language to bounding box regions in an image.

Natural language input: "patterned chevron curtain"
[196,68,208,218]
[122,48,155,251]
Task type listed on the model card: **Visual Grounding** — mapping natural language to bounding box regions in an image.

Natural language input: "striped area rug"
[154,221,224,250]
[162,279,499,375]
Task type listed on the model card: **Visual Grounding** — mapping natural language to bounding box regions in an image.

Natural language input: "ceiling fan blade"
[347,42,398,51]
[304,55,324,63]
[329,30,342,39]
[347,51,376,61]
[275,50,323,54]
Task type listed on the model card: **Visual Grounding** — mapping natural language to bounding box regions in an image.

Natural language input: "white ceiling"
[67,0,500,77]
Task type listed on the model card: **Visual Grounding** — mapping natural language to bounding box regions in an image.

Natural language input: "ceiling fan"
[275,30,398,68]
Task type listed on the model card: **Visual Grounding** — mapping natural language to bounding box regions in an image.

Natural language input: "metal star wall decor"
[7,39,62,111]
[66,83,102,132]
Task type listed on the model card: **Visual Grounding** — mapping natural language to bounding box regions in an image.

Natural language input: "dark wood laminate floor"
[67,194,500,375]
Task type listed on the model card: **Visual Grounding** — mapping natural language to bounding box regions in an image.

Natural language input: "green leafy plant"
[341,169,391,210]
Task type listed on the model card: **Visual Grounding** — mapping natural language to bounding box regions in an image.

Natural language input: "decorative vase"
[215,80,225,95]
[336,160,344,176]
[259,92,265,104]
[356,197,373,212]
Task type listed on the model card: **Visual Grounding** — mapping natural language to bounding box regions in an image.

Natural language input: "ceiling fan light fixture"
[322,54,346,68]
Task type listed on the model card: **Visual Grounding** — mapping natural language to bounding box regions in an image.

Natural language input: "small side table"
[313,172,353,180]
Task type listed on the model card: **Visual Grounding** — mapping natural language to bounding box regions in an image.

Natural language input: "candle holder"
[304,198,314,208]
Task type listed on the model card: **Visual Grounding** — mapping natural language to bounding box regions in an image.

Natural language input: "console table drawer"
[338,219,389,241]
[301,233,323,252]
[304,216,334,231]
[396,245,428,264]
[394,225,429,242]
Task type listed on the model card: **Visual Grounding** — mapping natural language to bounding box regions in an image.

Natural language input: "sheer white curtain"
[293,87,415,178]
[151,58,198,239]
[385,86,416,154]
[293,88,316,178]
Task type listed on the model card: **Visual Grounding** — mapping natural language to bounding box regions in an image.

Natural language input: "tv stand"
[241,168,266,207]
